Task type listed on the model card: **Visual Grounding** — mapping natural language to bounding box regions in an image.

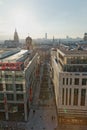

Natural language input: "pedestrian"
[52,116,54,121]
[33,110,35,115]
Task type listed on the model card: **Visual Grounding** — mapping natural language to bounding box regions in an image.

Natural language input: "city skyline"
[0,0,87,40]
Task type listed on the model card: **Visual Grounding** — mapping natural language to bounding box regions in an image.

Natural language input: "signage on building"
[0,62,23,70]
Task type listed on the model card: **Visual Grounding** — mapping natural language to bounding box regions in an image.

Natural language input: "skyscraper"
[45,33,47,39]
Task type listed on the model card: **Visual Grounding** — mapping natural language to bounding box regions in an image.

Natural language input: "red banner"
[0,62,23,70]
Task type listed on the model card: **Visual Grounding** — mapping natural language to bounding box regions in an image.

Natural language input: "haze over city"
[0,0,87,40]
[1,1,87,130]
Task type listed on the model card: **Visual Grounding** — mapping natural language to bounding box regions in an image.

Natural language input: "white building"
[0,49,39,121]
[51,47,87,125]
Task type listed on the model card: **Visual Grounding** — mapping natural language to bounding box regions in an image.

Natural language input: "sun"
[11,8,38,37]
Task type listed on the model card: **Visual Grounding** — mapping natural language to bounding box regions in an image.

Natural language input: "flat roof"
[0,50,28,63]
[58,48,87,56]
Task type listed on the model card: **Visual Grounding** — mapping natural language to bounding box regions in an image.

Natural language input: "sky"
[0,0,87,40]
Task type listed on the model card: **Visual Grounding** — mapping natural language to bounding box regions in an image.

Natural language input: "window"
[70,78,72,85]
[81,89,86,106]
[16,94,24,101]
[0,103,4,109]
[5,75,12,80]
[82,79,87,85]
[66,88,68,105]
[66,78,68,85]
[0,84,3,91]
[74,78,79,85]
[73,89,78,105]
[7,94,14,101]
[16,84,23,91]
[6,84,13,91]
[15,75,24,81]
[69,88,71,105]
[62,88,64,105]
[0,93,4,100]
[63,78,65,85]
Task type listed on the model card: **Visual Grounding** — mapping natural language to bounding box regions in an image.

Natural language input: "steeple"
[14,28,19,42]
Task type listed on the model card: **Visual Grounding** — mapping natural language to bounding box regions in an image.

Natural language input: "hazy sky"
[0,0,87,39]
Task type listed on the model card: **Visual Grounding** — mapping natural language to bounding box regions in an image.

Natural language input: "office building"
[45,33,47,39]
[0,48,39,121]
[51,46,87,125]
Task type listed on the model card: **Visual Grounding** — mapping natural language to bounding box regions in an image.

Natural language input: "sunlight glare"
[14,11,27,28]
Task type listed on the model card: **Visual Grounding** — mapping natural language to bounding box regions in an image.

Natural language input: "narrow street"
[26,62,57,130]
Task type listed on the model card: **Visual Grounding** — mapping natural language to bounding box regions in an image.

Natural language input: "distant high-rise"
[53,36,55,42]
[14,29,19,42]
[45,33,47,39]
[83,33,87,41]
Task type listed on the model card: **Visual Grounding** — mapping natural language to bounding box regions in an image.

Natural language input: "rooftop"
[0,49,34,71]
[58,47,87,56]
[1,50,28,63]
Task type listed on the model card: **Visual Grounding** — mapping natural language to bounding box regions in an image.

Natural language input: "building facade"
[0,49,39,121]
[51,47,87,125]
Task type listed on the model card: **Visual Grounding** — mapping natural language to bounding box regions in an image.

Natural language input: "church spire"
[14,28,19,42]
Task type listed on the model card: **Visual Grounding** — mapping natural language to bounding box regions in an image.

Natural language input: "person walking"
[33,110,35,115]
[52,116,54,121]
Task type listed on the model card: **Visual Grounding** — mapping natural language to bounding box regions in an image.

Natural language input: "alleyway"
[26,62,57,130]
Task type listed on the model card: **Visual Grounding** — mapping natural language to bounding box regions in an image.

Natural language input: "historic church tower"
[26,36,33,50]
[14,29,19,42]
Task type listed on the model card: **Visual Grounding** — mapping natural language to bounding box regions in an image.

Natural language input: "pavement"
[25,63,58,130]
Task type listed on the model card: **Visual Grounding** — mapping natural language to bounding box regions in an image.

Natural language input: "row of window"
[0,74,24,78]
[63,78,87,85]
[0,84,23,91]
[62,88,86,106]
[0,103,24,111]
[0,93,24,101]
[67,57,87,64]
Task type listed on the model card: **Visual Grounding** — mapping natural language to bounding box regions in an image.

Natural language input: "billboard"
[0,62,23,70]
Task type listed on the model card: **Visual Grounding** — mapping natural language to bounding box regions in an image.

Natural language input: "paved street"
[26,62,57,130]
